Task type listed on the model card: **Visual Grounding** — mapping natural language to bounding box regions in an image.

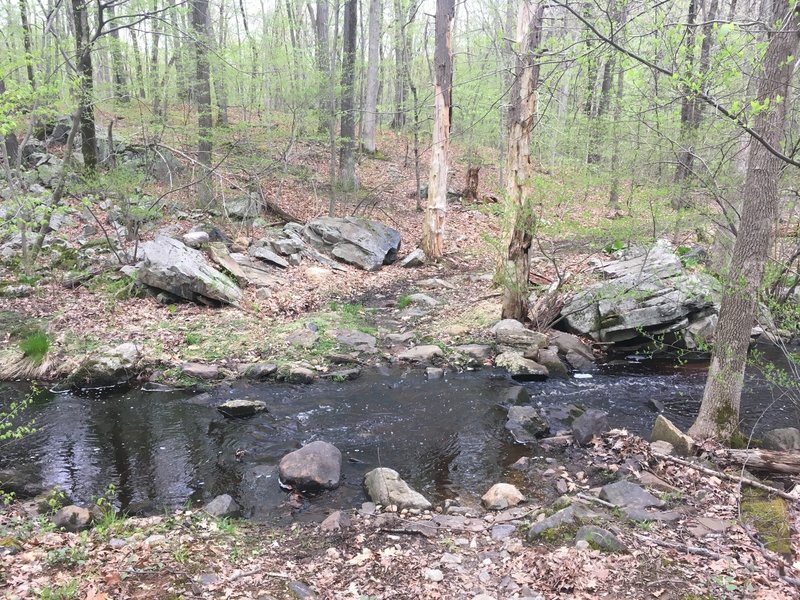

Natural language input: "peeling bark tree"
[192,0,214,207]
[689,2,800,442]
[500,0,544,321]
[339,0,358,190]
[421,0,454,259]
[362,0,381,154]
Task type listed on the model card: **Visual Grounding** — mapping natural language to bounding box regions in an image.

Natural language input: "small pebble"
[424,568,444,582]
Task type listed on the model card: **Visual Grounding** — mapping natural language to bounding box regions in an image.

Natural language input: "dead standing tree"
[500,0,546,321]
[421,0,455,259]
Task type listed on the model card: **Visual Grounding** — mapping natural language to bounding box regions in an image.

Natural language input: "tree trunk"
[339,0,358,190]
[587,55,614,165]
[464,166,479,202]
[500,0,544,321]
[673,0,700,204]
[391,0,406,129]
[130,26,147,99]
[315,0,331,135]
[192,0,214,208]
[71,0,97,171]
[0,80,19,167]
[19,0,35,87]
[107,5,130,103]
[362,0,381,154]
[421,0,455,259]
[608,53,625,210]
[149,0,162,110]
[212,3,229,127]
[689,1,800,443]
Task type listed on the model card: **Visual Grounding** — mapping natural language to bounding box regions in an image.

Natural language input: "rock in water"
[204,494,241,518]
[571,409,609,446]
[397,345,443,363]
[279,441,342,493]
[650,415,695,457]
[495,352,549,380]
[364,467,431,510]
[138,236,242,304]
[217,399,267,418]
[66,343,140,389]
[53,505,92,532]
[505,406,549,444]
[481,483,525,510]
[302,217,401,271]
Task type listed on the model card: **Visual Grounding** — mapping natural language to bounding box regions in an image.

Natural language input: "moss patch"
[741,488,792,556]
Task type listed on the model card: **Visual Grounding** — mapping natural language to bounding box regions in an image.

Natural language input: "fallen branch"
[722,448,800,476]
[652,452,797,501]
[632,532,723,559]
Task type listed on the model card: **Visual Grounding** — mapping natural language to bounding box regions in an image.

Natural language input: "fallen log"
[722,448,800,475]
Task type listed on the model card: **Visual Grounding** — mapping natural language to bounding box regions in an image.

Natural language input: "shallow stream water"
[1,346,797,521]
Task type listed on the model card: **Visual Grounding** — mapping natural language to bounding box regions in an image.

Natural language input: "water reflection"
[1,348,797,520]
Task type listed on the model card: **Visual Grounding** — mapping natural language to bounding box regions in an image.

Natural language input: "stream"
[1,345,797,522]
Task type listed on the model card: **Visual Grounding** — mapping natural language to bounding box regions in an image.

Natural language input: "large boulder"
[495,352,548,380]
[301,217,401,271]
[53,505,92,532]
[560,240,719,348]
[138,236,242,305]
[763,428,800,452]
[481,483,524,510]
[572,409,609,446]
[364,467,431,510]
[279,441,342,493]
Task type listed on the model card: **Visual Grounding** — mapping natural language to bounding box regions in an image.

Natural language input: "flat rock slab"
[331,329,377,351]
[249,246,289,268]
[182,362,220,380]
[397,345,443,363]
[407,293,439,306]
[599,480,664,509]
[279,441,342,492]
[217,399,266,418]
[455,344,493,361]
[622,507,684,523]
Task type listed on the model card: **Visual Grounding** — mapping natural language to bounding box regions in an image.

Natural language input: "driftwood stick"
[632,532,723,559]
[576,493,616,509]
[652,452,796,501]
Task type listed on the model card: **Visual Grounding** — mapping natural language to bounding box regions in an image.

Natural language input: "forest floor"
[2,112,799,599]
[0,111,622,383]
[2,430,798,600]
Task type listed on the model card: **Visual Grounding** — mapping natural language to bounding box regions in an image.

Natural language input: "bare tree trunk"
[212,3,229,127]
[107,5,130,103]
[339,0,358,190]
[500,0,544,321]
[71,0,97,171]
[149,0,161,110]
[362,0,381,154]
[689,1,800,443]
[420,0,455,259]
[390,0,406,129]
[328,0,340,215]
[464,166,479,202]
[192,0,214,208]
[19,0,35,87]
[130,26,147,99]
[673,0,700,204]
[315,0,331,135]
[587,55,614,164]
[608,52,625,210]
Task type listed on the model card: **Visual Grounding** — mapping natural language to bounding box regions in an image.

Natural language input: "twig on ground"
[652,452,796,501]
[631,532,723,559]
